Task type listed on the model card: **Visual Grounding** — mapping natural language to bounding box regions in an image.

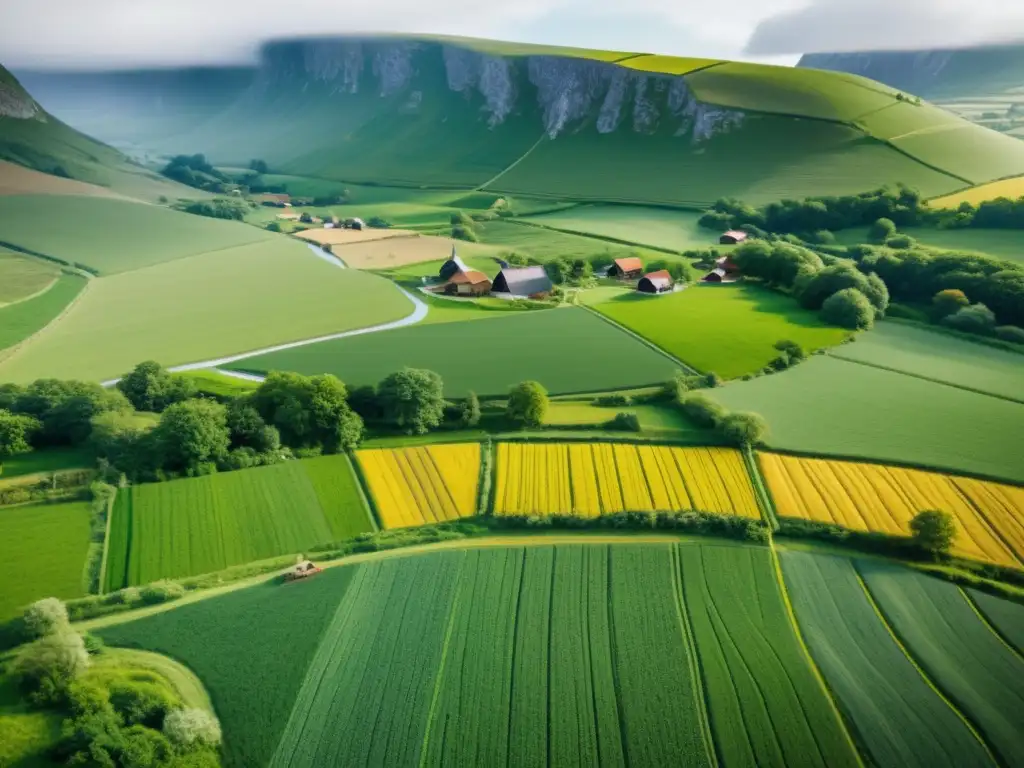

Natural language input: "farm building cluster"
[434,248,554,298]
[604,251,741,293]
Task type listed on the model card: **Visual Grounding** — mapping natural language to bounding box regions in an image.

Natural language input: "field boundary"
[96,485,117,596]
[346,452,384,531]
[959,587,1024,662]
[743,447,779,531]
[579,304,700,374]
[0,273,59,309]
[826,351,1024,405]
[505,217,685,256]
[0,273,89,362]
[476,133,549,191]
[343,453,379,533]
[850,563,1001,763]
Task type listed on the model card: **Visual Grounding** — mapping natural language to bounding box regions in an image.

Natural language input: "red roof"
[613,257,644,272]
[643,269,672,281]
[448,269,491,285]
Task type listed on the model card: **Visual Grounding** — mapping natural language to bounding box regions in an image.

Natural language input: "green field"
[0,250,58,304]
[968,589,1024,654]
[0,195,276,275]
[0,272,86,353]
[835,226,1024,264]
[172,369,260,399]
[0,239,413,383]
[860,560,1024,766]
[543,401,698,432]
[0,500,92,620]
[780,551,995,767]
[473,220,671,263]
[229,307,681,397]
[101,543,857,768]
[0,446,93,480]
[104,456,373,589]
[0,669,63,767]
[713,356,1024,482]
[593,284,850,378]
[523,205,723,253]
[830,322,1024,402]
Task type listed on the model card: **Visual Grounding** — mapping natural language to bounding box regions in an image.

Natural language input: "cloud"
[746,0,1024,55]
[1,0,801,69]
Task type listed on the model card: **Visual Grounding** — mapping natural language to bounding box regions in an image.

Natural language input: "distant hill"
[0,65,199,201]
[16,35,1024,206]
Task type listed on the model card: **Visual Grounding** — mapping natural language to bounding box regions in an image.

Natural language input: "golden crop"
[495,443,760,518]
[357,444,481,529]
[760,453,1023,568]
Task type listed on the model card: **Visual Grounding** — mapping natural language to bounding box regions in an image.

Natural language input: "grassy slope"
[0,195,276,275]
[521,206,723,253]
[544,401,698,432]
[0,671,62,767]
[829,322,1024,402]
[0,239,413,383]
[593,284,850,379]
[0,250,58,303]
[780,552,995,767]
[474,220,675,263]
[968,589,1024,654]
[711,355,1024,482]
[229,306,681,397]
[0,500,92,621]
[0,272,85,353]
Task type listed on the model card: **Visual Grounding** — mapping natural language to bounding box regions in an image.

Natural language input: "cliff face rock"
[255,37,745,143]
[0,79,40,119]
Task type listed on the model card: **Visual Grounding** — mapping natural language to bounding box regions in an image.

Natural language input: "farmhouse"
[703,267,728,283]
[716,255,741,275]
[445,269,492,296]
[492,266,553,297]
[343,217,365,230]
[439,246,470,280]
[607,256,643,279]
[322,215,339,228]
[637,269,674,294]
[720,230,748,245]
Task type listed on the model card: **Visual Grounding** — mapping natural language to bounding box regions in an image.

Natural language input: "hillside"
[18,35,1024,206]
[0,65,197,201]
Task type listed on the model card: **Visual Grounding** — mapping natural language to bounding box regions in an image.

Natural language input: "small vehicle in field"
[283,560,322,583]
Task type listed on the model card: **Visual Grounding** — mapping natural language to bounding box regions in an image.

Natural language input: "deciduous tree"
[910,510,957,557]
[506,381,549,427]
[377,368,445,435]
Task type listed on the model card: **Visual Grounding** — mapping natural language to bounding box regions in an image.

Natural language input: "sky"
[1,0,1022,70]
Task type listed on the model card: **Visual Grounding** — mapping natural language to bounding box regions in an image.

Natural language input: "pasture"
[0,501,92,620]
[494,443,761,518]
[474,219,670,263]
[830,322,1024,401]
[327,234,503,270]
[292,227,417,246]
[860,560,1024,766]
[172,369,260,399]
[835,226,1024,264]
[969,589,1024,653]
[103,457,373,589]
[356,444,480,528]
[523,205,721,252]
[761,453,1024,568]
[0,273,86,354]
[712,356,1024,483]
[228,307,681,398]
[931,176,1024,208]
[543,401,696,432]
[593,283,850,378]
[780,552,997,768]
[0,250,58,304]
[0,195,277,275]
[0,159,127,198]
[0,239,413,383]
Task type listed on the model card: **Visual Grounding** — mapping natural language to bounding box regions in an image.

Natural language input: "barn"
[720,230,748,245]
[491,266,553,297]
[703,267,727,283]
[637,269,674,294]
[606,256,643,279]
[445,270,492,296]
[439,246,470,280]
[343,217,365,230]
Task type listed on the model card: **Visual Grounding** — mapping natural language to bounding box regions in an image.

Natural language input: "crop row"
[494,443,761,518]
[761,453,1024,567]
[356,443,480,529]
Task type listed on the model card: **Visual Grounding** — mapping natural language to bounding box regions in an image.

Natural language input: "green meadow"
[229,307,681,397]
[523,205,723,252]
[474,220,671,263]
[0,249,58,304]
[593,284,850,378]
[0,272,86,353]
[835,226,1024,264]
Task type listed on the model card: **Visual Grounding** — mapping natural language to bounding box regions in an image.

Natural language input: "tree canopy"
[506,381,549,428]
[377,368,446,435]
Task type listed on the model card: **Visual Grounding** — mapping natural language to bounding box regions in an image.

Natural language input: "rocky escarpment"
[257,38,744,143]
[0,74,40,119]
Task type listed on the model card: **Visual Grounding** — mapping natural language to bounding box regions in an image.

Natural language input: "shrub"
[869,217,897,242]
[104,587,141,606]
[451,224,479,242]
[704,372,722,388]
[82,633,105,656]
[604,412,641,432]
[821,288,875,330]
[366,216,391,228]
[884,234,916,249]
[23,598,69,639]
[15,629,90,705]
[942,303,996,334]
[679,394,725,428]
[773,339,806,361]
[719,412,768,446]
[139,580,185,605]
[593,394,631,407]
[163,708,223,749]
[109,679,179,728]
[994,325,1024,345]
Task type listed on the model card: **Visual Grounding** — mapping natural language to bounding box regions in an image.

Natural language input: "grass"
[543,401,696,431]
[522,205,725,253]
[0,250,58,304]
[474,220,673,263]
[0,273,86,354]
[379,253,503,280]
[172,369,260,399]
[98,565,360,768]
[0,195,277,275]
[0,446,93,480]
[0,239,414,383]
[228,306,681,398]
[780,551,996,768]
[829,322,1024,402]
[931,176,1024,208]
[103,458,374,589]
[0,500,92,621]
[713,356,1024,483]
[327,234,503,269]
[592,284,850,378]
[859,559,1024,766]
[0,669,63,768]
[968,589,1024,654]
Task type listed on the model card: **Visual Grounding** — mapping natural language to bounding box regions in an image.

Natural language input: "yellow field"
[760,453,1024,568]
[930,176,1024,208]
[494,442,761,518]
[326,235,502,270]
[356,443,480,529]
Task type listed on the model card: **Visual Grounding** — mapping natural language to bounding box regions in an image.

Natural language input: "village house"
[491,266,553,297]
[719,230,748,245]
[343,217,365,230]
[606,256,643,279]
[637,269,674,294]
[703,267,728,283]
[322,214,340,228]
[438,246,470,281]
[445,269,492,296]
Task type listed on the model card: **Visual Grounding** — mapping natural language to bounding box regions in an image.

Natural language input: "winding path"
[101,243,425,386]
